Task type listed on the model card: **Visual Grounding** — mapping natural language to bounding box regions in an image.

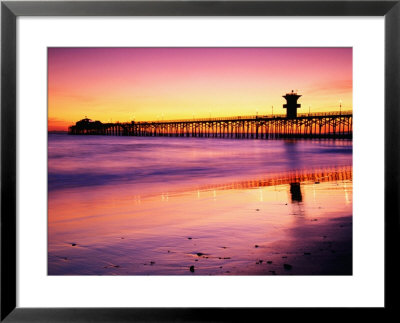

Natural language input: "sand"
[231,215,352,275]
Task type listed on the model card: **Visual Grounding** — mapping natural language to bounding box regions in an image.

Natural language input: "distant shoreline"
[48,131,68,134]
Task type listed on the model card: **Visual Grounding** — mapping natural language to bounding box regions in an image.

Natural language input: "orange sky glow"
[48,47,352,131]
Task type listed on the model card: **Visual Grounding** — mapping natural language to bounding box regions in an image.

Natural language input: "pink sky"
[48,47,352,131]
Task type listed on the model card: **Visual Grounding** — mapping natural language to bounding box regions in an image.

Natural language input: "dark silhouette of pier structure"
[68,92,352,139]
[283,90,302,118]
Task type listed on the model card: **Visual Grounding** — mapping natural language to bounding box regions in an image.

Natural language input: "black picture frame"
[1,0,399,321]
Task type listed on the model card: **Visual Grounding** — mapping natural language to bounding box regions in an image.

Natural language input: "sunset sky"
[48,47,352,131]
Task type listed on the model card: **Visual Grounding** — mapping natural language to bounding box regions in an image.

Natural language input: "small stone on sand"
[283,264,292,270]
[255,245,259,248]
[267,261,272,264]
[190,266,195,272]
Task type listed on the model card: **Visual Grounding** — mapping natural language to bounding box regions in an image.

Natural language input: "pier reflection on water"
[142,165,351,202]
[290,183,302,203]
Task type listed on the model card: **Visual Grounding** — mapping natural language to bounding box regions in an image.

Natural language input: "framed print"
[1,0,399,321]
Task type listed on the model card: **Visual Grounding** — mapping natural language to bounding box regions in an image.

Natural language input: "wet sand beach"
[48,135,352,275]
[233,215,352,275]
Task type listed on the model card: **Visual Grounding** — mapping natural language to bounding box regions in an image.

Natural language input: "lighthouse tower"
[283,90,301,118]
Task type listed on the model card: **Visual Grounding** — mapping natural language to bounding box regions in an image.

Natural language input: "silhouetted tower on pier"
[283,90,301,118]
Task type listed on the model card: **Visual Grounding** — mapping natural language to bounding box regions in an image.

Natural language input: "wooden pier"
[68,111,352,139]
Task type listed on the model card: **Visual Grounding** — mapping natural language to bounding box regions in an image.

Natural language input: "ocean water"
[48,134,352,275]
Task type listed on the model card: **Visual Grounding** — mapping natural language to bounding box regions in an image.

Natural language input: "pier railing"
[134,110,353,124]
